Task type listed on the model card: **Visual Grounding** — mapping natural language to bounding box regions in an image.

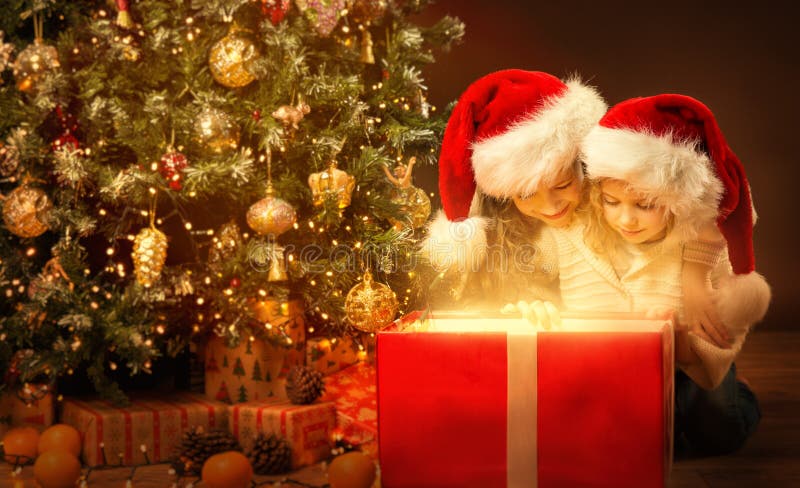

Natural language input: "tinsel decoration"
[294,0,348,37]
[0,141,20,177]
[208,25,259,88]
[0,31,14,76]
[344,271,398,332]
[285,365,325,405]
[247,433,292,475]
[158,149,189,191]
[13,15,60,94]
[383,157,430,229]
[259,0,291,25]
[271,101,311,132]
[194,107,240,154]
[2,185,52,238]
[246,184,296,236]
[208,220,243,268]
[308,160,355,209]
[133,222,168,288]
[172,427,242,476]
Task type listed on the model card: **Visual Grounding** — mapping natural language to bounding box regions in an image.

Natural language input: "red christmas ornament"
[159,150,189,191]
[51,133,80,152]
[230,277,241,288]
[252,109,261,121]
[52,105,80,152]
[381,69,390,80]
[259,0,290,25]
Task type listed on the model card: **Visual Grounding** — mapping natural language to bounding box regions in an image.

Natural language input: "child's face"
[599,179,669,244]
[512,169,582,228]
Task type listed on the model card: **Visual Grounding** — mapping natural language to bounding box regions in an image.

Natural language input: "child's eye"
[554,180,573,190]
[636,202,657,210]
[602,198,618,206]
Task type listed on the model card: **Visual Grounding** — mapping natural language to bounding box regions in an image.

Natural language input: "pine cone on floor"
[285,365,325,404]
[171,426,242,475]
[247,433,292,474]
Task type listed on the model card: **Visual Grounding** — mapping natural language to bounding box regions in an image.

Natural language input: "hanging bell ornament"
[133,226,168,287]
[2,185,52,238]
[208,25,259,88]
[246,183,297,236]
[13,38,60,94]
[344,271,399,332]
[308,161,355,209]
[268,244,289,282]
[193,107,240,154]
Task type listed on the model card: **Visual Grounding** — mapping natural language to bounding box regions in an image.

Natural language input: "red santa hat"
[581,94,770,330]
[422,69,607,271]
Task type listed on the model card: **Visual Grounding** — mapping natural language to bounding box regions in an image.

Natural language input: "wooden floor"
[2,329,798,487]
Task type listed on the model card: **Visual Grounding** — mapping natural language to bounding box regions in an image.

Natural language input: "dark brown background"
[412,0,798,329]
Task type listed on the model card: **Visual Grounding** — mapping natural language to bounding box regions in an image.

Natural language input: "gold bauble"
[246,186,296,236]
[194,107,240,154]
[2,185,51,238]
[308,161,355,209]
[344,271,398,332]
[389,185,431,229]
[13,38,60,94]
[208,28,259,88]
[133,226,168,287]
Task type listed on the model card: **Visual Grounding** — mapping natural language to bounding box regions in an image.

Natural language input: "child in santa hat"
[423,70,732,350]
[421,68,607,307]
[561,93,770,455]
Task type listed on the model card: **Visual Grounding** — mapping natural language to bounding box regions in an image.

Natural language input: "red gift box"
[60,393,229,466]
[0,384,54,437]
[320,362,378,446]
[377,312,674,488]
[230,400,336,469]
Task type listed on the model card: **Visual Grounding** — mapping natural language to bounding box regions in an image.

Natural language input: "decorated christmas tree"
[0,0,462,402]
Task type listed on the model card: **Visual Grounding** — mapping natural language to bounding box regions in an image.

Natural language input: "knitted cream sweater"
[546,220,742,390]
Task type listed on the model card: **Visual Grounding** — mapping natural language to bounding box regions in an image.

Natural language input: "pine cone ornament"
[172,427,242,475]
[247,433,292,474]
[285,365,325,405]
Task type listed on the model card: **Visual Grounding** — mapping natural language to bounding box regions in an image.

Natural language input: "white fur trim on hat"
[581,126,725,241]
[471,79,607,199]
[420,211,490,273]
[713,271,771,338]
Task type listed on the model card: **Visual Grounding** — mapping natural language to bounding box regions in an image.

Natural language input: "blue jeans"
[674,363,761,457]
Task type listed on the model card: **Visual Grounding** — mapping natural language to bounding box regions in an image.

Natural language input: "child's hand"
[683,282,731,349]
[503,300,561,329]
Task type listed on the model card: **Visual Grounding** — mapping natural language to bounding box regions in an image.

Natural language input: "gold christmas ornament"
[208,26,259,88]
[344,271,398,332]
[383,157,430,228]
[13,38,60,94]
[246,184,297,236]
[271,101,311,131]
[2,185,51,238]
[268,244,289,282]
[133,226,168,287]
[360,29,375,64]
[350,0,389,24]
[208,220,243,267]
[194,107,240,154]
[308,161,355,209]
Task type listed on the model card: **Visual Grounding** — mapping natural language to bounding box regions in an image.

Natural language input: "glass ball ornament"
[350,0,389,24]
[194,107,241,155]
[295,0,348,37]
[344,271,399,332]
[208,27,259,88]
[13,38,60,94]
[389,186,431,229]
[2,185,52,238]
[246,185,297,236]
